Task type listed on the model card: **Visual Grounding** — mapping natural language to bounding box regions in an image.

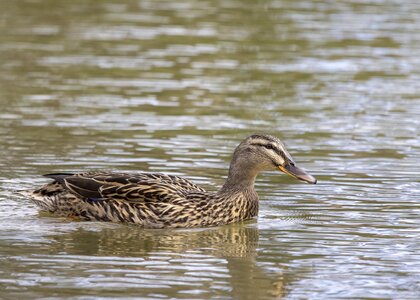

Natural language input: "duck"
[22,134,316,228]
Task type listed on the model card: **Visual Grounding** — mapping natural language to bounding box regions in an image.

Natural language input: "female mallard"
[23,134,316,228]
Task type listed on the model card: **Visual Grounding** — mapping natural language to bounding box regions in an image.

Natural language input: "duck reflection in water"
[45,223,298,299]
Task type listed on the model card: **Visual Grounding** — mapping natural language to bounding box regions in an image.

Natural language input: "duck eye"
[264,144,274,150]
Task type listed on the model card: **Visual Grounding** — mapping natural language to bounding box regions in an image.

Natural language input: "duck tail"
[17,181,64,212]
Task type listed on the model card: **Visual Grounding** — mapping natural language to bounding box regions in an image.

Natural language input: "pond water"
[0,0,419,299]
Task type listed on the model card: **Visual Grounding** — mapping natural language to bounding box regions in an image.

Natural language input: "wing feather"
[53,172,205,205]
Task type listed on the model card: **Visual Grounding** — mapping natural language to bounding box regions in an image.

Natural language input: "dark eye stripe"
[251,143,269,148]
[251,143,287,160]
[251,143,276,150]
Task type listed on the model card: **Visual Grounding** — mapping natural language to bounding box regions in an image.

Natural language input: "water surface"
[0,0,419,299]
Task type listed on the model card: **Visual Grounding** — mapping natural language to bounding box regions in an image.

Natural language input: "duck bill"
[278,163,317,184]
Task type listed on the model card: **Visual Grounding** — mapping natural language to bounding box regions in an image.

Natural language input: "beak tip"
[304,176,317,184]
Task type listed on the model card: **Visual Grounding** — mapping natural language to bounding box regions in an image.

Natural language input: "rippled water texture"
[1,0,419,299]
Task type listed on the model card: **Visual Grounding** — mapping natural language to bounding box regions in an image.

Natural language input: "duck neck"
[219,160,258,194]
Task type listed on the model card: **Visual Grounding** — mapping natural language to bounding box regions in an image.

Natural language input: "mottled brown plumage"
[22,134,316,228]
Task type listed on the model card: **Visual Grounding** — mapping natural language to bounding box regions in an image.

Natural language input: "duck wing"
[43,172,206,203]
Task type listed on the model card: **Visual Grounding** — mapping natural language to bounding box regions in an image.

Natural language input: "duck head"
[224,134,316,189]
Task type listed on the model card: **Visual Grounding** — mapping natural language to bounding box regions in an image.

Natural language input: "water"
[1,0,419,298]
